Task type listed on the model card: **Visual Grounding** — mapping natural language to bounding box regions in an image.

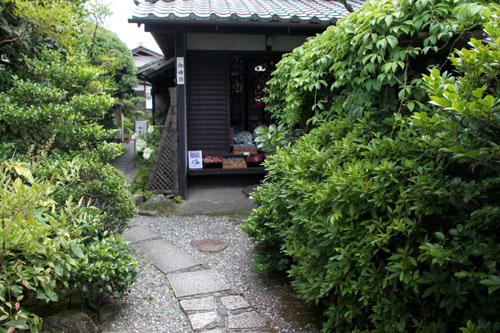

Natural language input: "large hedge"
[0,1,137,331]
[243,0,499,331]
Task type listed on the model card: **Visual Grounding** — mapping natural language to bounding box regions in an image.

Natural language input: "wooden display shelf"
[223,164,247,169]
[187,167,266,176]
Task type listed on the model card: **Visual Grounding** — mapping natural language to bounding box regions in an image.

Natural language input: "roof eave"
[128,17,336,30]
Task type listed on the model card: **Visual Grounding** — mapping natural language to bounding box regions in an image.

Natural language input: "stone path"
[123,226,271,332]
[111,141,141,184]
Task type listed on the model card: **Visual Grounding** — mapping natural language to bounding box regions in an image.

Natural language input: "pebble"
[217,307,227,316]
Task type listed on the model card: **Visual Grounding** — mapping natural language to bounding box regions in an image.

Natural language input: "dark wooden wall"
[186,53,229,155]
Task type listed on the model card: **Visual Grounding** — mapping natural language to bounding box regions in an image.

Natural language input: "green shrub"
[243,1,500,331]
[0,48,116,158]
[0,161,137,331]
[30,154,136,234]
[72,233,137,308]
[74,159,136,233]
[122,116,135,139]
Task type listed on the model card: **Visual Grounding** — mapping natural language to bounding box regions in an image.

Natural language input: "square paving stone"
[188,312,218,330]
[220,295,250,310]
[133,239,199,273]
[227,311,267,329]
[167,270,230,298]
[180,296,215,311]
[122,226,159,243]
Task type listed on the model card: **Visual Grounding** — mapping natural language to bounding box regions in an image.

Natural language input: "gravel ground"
[99,250,192,332]
[106,214,322,333]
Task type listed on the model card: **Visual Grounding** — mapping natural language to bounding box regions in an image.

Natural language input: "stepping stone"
[167,270,230,297]
[133,239,199,273]
[138,210,158,216]
[242,185,256,197]
[221,295,250,310]
[180,296,215,311]
[188,312,218,330]
[122,226,159,243]
[191,239,229,252]
[144,193,171,205]
[227,311,267,329]
[133,194,144,205]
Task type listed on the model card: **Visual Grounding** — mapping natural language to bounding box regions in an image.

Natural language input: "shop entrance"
[229,54,280,135]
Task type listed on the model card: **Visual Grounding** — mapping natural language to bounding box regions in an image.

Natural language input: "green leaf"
[71,243,85,259]
[387,35,398,49]
[435,232,445,240]
[407,101,415,112]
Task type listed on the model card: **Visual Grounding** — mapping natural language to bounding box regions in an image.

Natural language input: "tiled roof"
[137,57,176,81]
[131,0,366,25]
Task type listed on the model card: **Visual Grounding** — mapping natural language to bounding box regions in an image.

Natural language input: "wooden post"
[176,31,188,199]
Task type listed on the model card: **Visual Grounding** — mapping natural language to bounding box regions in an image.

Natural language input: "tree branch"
[333,0,354,13]
[0,33,24,45]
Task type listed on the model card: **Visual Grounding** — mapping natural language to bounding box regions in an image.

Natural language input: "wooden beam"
[187,167,266,176]
[175,31,188,199]
[145,23,328,36]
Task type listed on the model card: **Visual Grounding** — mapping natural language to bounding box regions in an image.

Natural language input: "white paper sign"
[188,150,203,169]
[135,121,148,135]
[177,57,185,85]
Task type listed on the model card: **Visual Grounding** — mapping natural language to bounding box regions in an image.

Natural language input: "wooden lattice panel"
[146,87,179,194]
[147,129,178,193]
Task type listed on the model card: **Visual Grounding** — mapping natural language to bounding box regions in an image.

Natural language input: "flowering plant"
[132,125,158,162]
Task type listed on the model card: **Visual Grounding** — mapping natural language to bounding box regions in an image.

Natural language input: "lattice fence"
[147,129,178,193]
[146,87,179,194]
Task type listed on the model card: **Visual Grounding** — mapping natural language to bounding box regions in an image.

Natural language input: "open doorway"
[229,54,280,135]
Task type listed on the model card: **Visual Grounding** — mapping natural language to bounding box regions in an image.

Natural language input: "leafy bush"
[0,48,117,157]
[0,40,136,234]
[122,116,135,139]
[26,150,136,234]
[70,158,136,233]
[72,233,137,308]
[262,0,490,133]
[0,161,137,331]
[243,1,500,331]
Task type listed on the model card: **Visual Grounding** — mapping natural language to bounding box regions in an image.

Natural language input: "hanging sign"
[176,57,185,85]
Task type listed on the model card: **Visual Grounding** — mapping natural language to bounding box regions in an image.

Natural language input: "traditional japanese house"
[132,46,163,113]
[130,0,365,198]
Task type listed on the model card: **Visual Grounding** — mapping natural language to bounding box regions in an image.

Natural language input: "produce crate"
[223,157,247,169]
[203,155,223,168]
[232,144,257,155]
[245,153,265,167]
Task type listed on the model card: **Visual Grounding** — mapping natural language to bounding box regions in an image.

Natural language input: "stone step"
[133,239,200,273]
[167,270,230,298]
[122,226,159,243]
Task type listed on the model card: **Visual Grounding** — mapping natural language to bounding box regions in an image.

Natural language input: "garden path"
[121,226,270,332]
[111,141,140,184]
[109,147,320,332]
